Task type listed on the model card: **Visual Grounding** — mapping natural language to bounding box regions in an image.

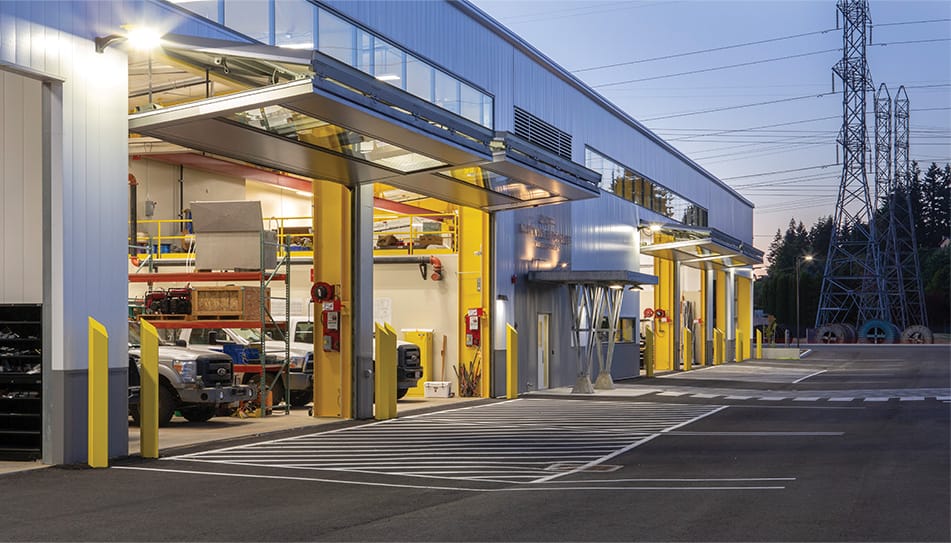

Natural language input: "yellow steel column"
[737,276,752,363]
[87,317,108,468]
[139,320,159,459]
[715,270,726,344]
[401,329,433,397]
[506,324,518,399]
[698,270,708,365]
[756,329,763,359]
[653,240,675,371]
[374,323,397,420]
[313,180,352,418]
[459,207,489,398]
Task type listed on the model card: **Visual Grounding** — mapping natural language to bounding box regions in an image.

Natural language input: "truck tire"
[158,385,177,427]
[181,405,216,423]
[247,373,286,407]
[397,388,408,400]
[290,391,311,407]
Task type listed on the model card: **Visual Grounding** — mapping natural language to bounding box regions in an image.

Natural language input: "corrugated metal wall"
[323,0,755,243]
[0,71,42,304]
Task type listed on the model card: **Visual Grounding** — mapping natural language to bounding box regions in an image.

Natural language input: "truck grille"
[398,345,421,369]
[196,355,233,386]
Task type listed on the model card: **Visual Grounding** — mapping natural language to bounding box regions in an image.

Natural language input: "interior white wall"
[0,71,43,303]
[374,254,460,386]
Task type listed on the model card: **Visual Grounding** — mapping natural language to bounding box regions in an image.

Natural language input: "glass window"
[170,0,219,23]
[459,82,482,125]
[223,0,270,43]
[434,69,460,114]
[482,96,494,129]
[318,9,354,65]
[276,0,315,50]
[355,29,373,75]
[374,39,404,87]
[405,54,433,101]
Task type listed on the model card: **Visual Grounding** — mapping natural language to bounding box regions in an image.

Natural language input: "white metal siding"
[0,71,42,304]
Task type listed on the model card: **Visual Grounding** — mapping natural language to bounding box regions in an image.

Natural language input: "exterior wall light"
[95,26,162,53]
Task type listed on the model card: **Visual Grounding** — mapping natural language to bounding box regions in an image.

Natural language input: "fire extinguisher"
[465,308,483,347]
[311,282,341,352]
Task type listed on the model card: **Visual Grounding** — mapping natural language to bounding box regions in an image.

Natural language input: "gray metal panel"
[529,270,657,286]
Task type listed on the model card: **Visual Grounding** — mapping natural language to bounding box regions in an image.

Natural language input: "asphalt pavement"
[1,344,948,542]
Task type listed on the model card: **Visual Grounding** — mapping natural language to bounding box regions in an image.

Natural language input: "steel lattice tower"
[890,86,928,328]
[816,0,886,327]
[874,84,907,327]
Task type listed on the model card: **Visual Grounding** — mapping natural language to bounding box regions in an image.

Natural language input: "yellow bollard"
[713,328,723,366]
[645,328,655,378]
[374,322,397,420]
[88,317,109,468]
[756,330,763,359]
[737,331,745,362]
[506,324,518,399]
[139,320,160,459]
[682,327,691,371]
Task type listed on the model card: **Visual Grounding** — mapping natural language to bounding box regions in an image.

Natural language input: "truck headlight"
[289,355,305,370]
[172,360,197,383]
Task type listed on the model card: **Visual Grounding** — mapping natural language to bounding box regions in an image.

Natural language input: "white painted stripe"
[937,397,951,401]
[724,395,753,400]
[657,391,688,397]
[667,431,843,436]
[899,397,925,401]
[691,393,719,399]
[793,397,820,402]
[553,477,796,483]
[531,406,729,484]
[793,369,827,383]
[864,397,891,402]
[828,397,854,402]
[759,397,786,401]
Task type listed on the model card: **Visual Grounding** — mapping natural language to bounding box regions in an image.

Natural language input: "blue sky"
[472,0,951,251]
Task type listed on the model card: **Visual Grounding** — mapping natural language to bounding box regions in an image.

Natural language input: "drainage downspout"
[373,255,443,281]
[129,173,138,257]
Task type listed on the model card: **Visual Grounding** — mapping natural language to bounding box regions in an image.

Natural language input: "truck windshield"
[230,328,262,343]
[128,322,173,347]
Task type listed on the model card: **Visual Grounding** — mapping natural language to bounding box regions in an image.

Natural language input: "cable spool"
[900,325,933,344]
[816,324,845,344]
[857,319,898,344]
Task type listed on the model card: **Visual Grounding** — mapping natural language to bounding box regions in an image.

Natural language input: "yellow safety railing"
[373,211,458,255]
[129,211,459,262]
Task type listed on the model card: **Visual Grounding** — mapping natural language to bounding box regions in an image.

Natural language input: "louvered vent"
[513,107,572,160]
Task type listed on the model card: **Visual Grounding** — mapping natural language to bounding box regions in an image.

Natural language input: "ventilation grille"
[514,107,572,160]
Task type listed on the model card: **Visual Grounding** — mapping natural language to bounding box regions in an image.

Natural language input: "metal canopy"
[528,269,658,287]
[129,44,601,211]
[640,225,763,269]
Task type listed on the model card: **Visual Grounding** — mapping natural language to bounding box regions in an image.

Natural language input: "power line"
[873,17,951,28]
[721,164,839,181]
[593,49,840,89]
[641,92,837,122]
[572,28,836,73]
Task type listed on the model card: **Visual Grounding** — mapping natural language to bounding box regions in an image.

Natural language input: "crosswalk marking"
[168,399,722,484]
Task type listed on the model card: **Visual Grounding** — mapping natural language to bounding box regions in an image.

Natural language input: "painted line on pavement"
[793,369,827,384]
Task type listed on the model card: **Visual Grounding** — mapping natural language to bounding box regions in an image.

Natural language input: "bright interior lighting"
[649,223,662,232]
[295,190,312,197]
[126,27,161,50]
[609,284,624,290]
[804,255,814,261]
[375,74,401,82]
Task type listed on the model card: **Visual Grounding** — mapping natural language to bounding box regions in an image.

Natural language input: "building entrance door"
[537,313,550,390]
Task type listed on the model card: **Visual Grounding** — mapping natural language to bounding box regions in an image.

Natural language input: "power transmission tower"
[875,84,906,327]
[816,0,886,329]
[891,86,929,330]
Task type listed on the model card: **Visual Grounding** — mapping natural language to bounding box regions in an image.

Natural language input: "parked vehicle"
[128,322,255,426]
[278,317,423,401]
[167,326,311,407]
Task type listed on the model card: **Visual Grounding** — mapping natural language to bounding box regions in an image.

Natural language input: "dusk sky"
[472,0,951,254]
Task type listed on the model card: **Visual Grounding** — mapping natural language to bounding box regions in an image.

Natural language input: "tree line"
[754,161,950,335]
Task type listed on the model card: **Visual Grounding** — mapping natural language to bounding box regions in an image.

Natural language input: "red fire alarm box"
[465,308,483,347]
[320,298,341,352]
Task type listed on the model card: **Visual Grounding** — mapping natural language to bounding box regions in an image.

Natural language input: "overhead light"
[126,26,162,50]
[295,190,312,197]
[649,223,662,232]
[375,74,401,82]
[609,284,624,290]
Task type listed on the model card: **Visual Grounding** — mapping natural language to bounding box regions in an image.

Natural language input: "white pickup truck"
[279,317,423,400]
[167,326,312,406]
[128,322,255,425]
